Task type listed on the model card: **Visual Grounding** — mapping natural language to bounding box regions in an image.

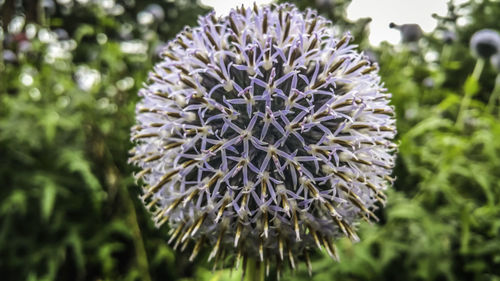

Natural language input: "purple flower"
[130,3,396,276]
[470,29,500,59]
[442,30,457,44]
[145,4,165,22]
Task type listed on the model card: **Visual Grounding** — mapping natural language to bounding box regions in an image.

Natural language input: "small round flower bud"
[54,28,69,40]
[470,29,500,59]
[442,30,457,44]
[491,53,500,72]
[423,77,435,88]
[145,4,165,22]
[3,49,17,63]
[130,3,397,276]
[390,22,423,43]
[42,0,56,16]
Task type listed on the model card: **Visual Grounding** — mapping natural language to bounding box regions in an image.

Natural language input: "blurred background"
[1,0,500,280]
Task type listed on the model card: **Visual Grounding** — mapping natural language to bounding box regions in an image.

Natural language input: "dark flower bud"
[442,30,457,44]
[470,29,500,59]
[390,22,423,43]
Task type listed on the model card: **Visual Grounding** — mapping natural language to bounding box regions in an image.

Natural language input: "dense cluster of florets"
[130,3,396,276]
[470,29,500,59]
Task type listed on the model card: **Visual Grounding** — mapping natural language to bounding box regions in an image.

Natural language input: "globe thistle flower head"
[145,4,165,22]
[130,3,396,276]
[138,4,165,26]
[470,29,500,59]
[389,22,423,43]
[442,30,457,45]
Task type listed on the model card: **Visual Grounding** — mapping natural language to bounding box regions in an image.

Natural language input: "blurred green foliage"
[1,0,500,280]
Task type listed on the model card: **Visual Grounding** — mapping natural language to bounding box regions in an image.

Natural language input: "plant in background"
[468,29,500,114]
[457,28,500,127]
[130,3,396,279]
[469,29,500,59]
[467,29,500,83]
[488,53,500,113]
[442,30,457,45]
[0,1,209,280]
[3,0,500,281]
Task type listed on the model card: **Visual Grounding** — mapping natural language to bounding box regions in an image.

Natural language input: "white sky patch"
[200,0,273,17]
[200,0,469,45]
[347,0,449,45]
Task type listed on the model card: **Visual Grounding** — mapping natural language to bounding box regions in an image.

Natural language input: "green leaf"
[464,76,480,96]
[59,149,102,195]
[41,179,57,221]
[66,229,85,275]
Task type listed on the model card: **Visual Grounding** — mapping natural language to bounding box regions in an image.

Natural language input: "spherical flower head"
[130,3,397,276]
[442,30,457,45]
[145,4,165,22]
[470,29,500,59]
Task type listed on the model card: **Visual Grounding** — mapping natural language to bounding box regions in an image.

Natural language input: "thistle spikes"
[130,3,397,277]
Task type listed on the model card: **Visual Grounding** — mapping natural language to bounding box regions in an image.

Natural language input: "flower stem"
[441,44,452,65]
[245,258,265,281]
[472,58,485,81]
[487,73,500,114]
[37,0,47,26]
[456,58,485,129]
[121,183,152,281]
[99,136,152,281]
[0,29,4,73]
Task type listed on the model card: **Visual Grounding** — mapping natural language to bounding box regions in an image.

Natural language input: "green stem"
[441,44,452,65]
[37,0,46,26]
[456,58,485,128]
[487,74,500,114]
[99,135,152,281]
[245,258,265,281]
[471,58,485,81]
[121,184,152,281]
[0,27,4,73]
